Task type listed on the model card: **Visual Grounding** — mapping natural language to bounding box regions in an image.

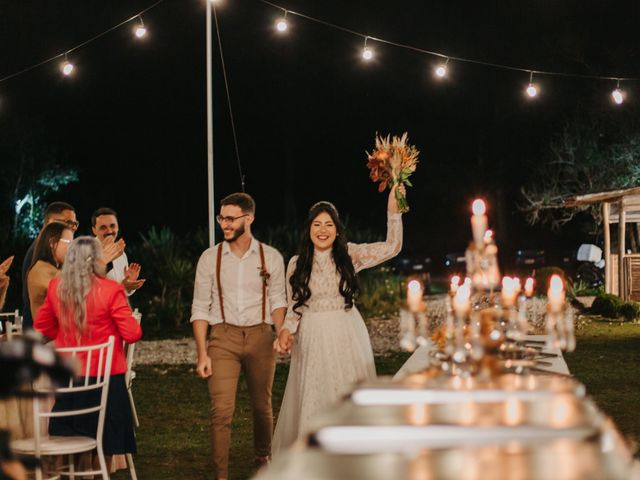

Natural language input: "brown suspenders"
[215,242,267,324]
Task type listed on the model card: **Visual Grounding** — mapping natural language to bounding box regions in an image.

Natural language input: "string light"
[362,36,373,61]
[134,16,147,38]
[434,58,449,78]
[60,54,74,76]
[275,10,288,32]
[526,71,538,98]
[611,79,624,105]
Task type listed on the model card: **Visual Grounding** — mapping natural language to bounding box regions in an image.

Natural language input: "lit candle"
[407,279,424,313]
[524,277,534,297]
[471,199,488,248]
[453,281,471,315]
[501,276,517,307]
[484,229,494,244]
[513,277,521,294]
[547,275,565,313]
[450,275,461,295]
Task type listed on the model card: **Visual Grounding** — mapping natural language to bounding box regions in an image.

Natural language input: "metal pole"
[206,0,215,247]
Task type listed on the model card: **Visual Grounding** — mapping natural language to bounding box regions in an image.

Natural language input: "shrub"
[357,267,405,320]
[619,301,640,321]
[590,293,624,318]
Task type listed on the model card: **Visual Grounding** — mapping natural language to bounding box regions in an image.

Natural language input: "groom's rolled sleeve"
[268,251,287,312]
[190,249,216,324]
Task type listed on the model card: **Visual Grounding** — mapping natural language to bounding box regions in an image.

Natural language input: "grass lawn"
[564,318,640,448]
[113,353,410,480]
[114,318,640,479]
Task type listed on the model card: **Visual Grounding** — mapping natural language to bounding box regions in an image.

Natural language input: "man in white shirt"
[91,207,145,294]
[191,193,287,480]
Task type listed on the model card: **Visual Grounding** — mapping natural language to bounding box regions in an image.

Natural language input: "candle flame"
[524,277,534,295]
[408,279,422,294]
[513,277,521,293]
[483,229,493,243]
[548,275,564,295]
[472,199,486,215]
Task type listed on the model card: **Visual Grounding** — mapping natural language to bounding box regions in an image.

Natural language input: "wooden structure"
[564,187,640,301]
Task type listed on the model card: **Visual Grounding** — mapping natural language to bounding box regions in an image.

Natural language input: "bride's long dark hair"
[290,201,360,316]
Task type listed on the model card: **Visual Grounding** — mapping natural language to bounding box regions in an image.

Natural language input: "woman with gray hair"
[34,236,142,457]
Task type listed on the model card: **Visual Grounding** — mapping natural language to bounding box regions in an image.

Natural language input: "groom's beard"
[224,223,246,242]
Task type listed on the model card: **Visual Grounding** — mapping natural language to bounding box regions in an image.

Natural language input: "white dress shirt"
[190,238,287,327]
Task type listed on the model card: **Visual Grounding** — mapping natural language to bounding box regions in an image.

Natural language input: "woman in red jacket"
[35,236,142,456]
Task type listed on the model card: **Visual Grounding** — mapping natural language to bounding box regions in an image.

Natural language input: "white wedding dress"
[272,212,402,454]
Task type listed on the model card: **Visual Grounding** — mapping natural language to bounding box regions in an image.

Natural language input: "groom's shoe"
[254,455,271,470]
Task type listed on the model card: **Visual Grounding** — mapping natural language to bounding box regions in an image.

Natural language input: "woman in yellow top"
[27,222,73,318]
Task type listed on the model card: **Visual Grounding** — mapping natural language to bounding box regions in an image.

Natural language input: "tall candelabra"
[399,198,575,377]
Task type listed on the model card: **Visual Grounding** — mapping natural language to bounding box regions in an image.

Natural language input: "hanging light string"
[212,6,246,192]
[256,0,640,83]
[0,0,165,84]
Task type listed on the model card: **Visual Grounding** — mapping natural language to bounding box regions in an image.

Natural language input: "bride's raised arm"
[348,187,403,273]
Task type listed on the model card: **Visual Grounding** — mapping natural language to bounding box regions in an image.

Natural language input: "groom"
[191,193,287,480]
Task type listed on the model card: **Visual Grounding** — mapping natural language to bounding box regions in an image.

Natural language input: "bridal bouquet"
[366,132,419,213]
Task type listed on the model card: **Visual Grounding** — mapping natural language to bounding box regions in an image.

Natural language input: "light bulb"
[612,88,624,105]
[362,47,373,61]
[135,25,147,38]
[435,65,447,78]
[276,18,288,32]
[526,83,538,98]
[61,61,74,76]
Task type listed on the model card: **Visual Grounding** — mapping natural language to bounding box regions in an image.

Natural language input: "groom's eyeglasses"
[216,214,249,225]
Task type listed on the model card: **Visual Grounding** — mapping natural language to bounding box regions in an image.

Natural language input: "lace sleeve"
[282,256,301,334]
[348,212,403,273]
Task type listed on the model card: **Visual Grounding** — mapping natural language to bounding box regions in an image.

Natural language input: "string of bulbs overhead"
[0,0,636,108]
[259,0,635,105]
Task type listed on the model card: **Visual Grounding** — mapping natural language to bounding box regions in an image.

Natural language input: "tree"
[0,116,78,239]
[521,111,640,231]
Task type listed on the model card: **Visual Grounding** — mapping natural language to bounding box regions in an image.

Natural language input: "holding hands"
[123,262,146,292]
[274,328,293,354]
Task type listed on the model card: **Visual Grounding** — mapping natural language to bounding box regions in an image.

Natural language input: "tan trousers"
[207,323,275,479]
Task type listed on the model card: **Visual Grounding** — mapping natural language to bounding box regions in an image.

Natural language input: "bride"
[272,187,403,453]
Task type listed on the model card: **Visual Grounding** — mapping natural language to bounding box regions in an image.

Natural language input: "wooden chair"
[11,337,115,480]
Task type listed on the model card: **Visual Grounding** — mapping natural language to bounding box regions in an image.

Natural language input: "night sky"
[3,0,640,269]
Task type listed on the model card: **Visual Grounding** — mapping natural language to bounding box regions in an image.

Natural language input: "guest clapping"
[27,223,73,319]
[91,207,145,294]
[21,202,78,329]
[34,236,142,457]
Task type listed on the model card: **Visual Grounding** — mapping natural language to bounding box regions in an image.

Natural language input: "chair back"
[33,336,115,457]
[125,309,143,381]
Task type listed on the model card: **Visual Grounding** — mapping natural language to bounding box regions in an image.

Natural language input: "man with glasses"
[21,201,78,330]
[191,192,287,480]
[91,207,145,295]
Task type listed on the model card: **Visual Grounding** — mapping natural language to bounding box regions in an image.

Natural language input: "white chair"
[11,336,115,480]
[122,309,142,480]
[0,309,23,339]
[125,309,142,429]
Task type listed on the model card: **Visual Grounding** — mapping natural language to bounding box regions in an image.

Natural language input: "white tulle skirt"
[272,307,376,455]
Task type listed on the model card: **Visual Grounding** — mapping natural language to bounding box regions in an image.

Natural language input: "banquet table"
[255,333,640,479]
[394,334,571,380]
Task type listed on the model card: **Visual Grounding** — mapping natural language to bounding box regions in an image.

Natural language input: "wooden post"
[603,202,611,294]
[619,201,626,300]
